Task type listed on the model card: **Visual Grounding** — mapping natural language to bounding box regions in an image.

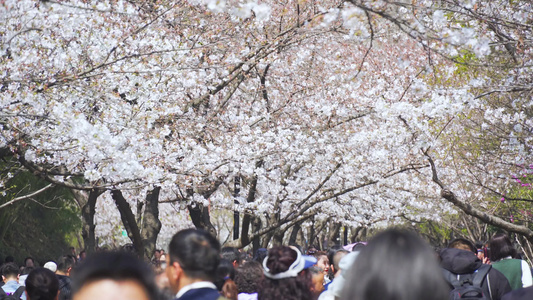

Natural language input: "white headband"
[262,246,316,279]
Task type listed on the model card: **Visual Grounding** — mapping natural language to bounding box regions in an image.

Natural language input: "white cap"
[44,261,57,272]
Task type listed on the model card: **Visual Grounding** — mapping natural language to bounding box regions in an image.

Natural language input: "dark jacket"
[177,288,220,300]
[440,248,512,300]
[56,275,72,300]
[502,286,533,300]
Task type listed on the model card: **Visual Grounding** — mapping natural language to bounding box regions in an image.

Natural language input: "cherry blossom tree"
[1,0,532,252]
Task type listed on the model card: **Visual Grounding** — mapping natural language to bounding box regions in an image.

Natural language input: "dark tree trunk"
[80,189,102,253]
[289,222,302,245]
[141,187,162,261]
[188,203,217,238]
[111,190,144,257]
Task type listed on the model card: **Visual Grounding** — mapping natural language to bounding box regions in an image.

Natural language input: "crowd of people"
[2,228,533,300]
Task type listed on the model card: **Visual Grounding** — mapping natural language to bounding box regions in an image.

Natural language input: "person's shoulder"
[179,288,220,300]
[502,286,533,300]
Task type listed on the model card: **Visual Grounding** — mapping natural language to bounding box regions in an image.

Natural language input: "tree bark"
[141,187,162,261]
[188,203,217,238]
[111,189,144,257]
[289,221,302,245]
[75,189,102,253]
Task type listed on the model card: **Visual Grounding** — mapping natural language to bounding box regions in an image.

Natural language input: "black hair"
[221,247,241,265]
[331,249,349,274]
[235,261,263,294]
[447,238,476,253]
[22,266,35,275]
[168,228,221,281]
[4,256,14,263]
[489,233,517,261]
[258,246,312,300]
[25,257,35,265]
[340,229,449,300]
[215,259,236,290]
[1,262,20,278]
[71,251,158,300]
[56,255,75,273]
[25,268,59,300]
[253,248,268,263]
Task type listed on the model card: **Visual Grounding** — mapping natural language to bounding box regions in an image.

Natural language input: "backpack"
[0,286,25,300]
[443,264,492,300]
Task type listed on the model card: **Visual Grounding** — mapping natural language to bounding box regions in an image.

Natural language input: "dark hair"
[1,262,20,278]
[221,247,241,265]
[168,228,220,281]
[489,233,517,261]
[4,256,14,263]
[235,261,263,294]
[340,229,449,300]
[25,257,35,265]
[258,246,312,300]
[448,238,476,253]
[253,248,268,263]
[71,251,158,300]
[25,268,59,300]
[56,255,75,273]
[22,266,35,275]
[215,259,236,290]
[331,249,349,274]
[215,259,238,300]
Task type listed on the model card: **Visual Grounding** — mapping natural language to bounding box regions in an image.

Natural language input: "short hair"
[71,251,158,300]
[447,238,476,253]
[25,257,35,265]
[235,261,263,294]
[332,249,349,273]
[57,255,75,273]
[168,228,221,281]
[490,233,517,261]
[341,229,449,300]
[221,247,241,264]
[25,268,59,300]
[1,262,20,278]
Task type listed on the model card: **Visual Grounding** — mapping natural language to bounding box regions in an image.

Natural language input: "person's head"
[25,268,59,300]
[489,233,517,261]
[25,257,35,268]
[259,246,316,300]
[331,249,349,276]
[234,261,263,294]
[5,256,14,263]
[79,251,86,260]
[221,247,241,268]
[166,228,221,293]
[340,229,449,300]
[313,252,329,274]
[447,238,476,253]
[71,251,158,300]
[56,255,75,276]
[1,262,20,281]
[308,266,325,300]
[153,249,161,261]
[215,259,238,300]
[253,248,268,263]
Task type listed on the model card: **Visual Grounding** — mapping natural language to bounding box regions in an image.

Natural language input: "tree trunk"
[111,190,144,257]
[289,221,302,245]
[77,189,102,253]
[141,187,162,261]
[188,203,217,238]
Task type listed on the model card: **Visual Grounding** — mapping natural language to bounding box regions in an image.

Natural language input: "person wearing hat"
[259,246,317,300]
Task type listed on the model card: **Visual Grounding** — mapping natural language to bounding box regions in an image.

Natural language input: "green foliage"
[0,160,81,265]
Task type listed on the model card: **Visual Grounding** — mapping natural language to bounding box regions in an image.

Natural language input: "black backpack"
[443,264,492,300]
[0,286,25,300]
